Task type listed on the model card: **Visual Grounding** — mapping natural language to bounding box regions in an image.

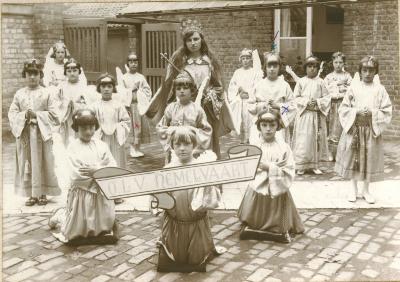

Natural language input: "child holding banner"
[49,109,118,244]
[157,70,212,164]
[238,108,304,243]
[157,126,223,272]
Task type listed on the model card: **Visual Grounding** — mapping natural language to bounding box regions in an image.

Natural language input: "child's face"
[55,48,66,62]
[78,124,96,142]
[175,83,192,105]
[127,56,138,73]
[173,141,194,164]
[241,55,252,69]
[333,58,344,73]
[26,70,41,88]
[66,68,80,83]
[266,61,280,80]
[306,63,319,78]
[100,83,114,100]
[361,66,376,83]
[260,120,278,142]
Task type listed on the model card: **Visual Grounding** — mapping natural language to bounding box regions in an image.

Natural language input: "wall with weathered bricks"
[2,4,64,135]
[342,0,399,138]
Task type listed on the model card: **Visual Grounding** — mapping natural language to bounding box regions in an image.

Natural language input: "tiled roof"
[64,2,129,18]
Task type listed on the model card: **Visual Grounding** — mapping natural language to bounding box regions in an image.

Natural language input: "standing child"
[8,59,61,206]
[248,52,297,145]
[324,52,352,161]
[121,52,153,158]
[157,71,212,164]
[43,41,87,87]
[238,108,304,243]
[335,56,392,204]
[54,58,93,146]
[228,48,262,144]
[157,126,222,272]
[292,56,331,175]
[91,74,131,205]
[49,109,118,243]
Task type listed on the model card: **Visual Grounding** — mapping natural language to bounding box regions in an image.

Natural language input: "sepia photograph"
[1,0,400,281]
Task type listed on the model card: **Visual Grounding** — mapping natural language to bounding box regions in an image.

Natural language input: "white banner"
[94,150,261,200]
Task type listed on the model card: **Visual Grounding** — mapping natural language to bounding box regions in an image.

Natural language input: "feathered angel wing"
[116,66,124,87]
[373,74,381,85]
[252,49,263,77]
[350,72,361,87]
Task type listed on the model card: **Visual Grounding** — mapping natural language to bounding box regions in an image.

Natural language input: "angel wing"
[116,66,124,87]
[252,49,263,77]
[373,74,381,85]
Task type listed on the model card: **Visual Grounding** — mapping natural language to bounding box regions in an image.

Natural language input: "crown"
[239,48,252,58]
[174,70,194,84]
[53,40,67,51]
[180,19,203,37]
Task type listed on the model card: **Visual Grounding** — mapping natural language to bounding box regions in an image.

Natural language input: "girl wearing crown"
[335,56,392,204]
[324,52,352,161]
[228,48,263,144]
[145,19,236,159]
[120,52,153,158]
[238,108,304,243]
[157,70,212,164]
[247,52,297,145]
[43,41,87,87]
[8,59,61,206]
[291,55,330,175]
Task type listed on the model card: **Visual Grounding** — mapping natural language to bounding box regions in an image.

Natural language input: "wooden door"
[64,19,108,84]
[141,23,181,93]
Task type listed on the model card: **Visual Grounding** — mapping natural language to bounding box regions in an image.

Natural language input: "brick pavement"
[3,209,400,281]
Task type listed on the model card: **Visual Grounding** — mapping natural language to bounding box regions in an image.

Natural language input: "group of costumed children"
[8,34,392,272]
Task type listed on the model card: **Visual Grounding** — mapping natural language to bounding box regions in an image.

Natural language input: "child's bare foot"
[297,170,305,175]
[348,193,357,202]
[312,169,323,175]
[362,192,375,204]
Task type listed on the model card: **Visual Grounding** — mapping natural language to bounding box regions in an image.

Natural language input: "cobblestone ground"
[3,209,400,282]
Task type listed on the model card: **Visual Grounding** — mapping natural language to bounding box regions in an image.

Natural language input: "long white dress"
[228,67,262,143]
[121,72,152,144]
[238,137,304,235]
[248,76,297,145]
[52,80,98,146]
[91,99,131,168]
[335,80,392,182]
[291,76,331,170]
[8,86,61,197]
[156,101,212,159]
[324,71,352,153]
[57,138,117,241]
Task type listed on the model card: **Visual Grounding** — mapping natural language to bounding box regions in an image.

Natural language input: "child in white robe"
[324,52,352,161]
[291,56,331,175]
[157,71,212,164]
[248,52,297,145]
[8,59,61,206]
[335,56,392,204]
[53,58,95,146]
[121,52,153,158]
[43,41,87,87]
[238,108,304,243]
[157,126,222,272]
[91,74,131,205]
[228,48,262,144]
[49,109,118,243]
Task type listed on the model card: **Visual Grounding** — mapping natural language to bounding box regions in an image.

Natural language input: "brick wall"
[342,0,399,138]
[2,4,64,135]
[156,10,274,86]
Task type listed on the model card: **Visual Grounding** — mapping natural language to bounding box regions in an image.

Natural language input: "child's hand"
[268,100,280,110]
[79,166,97,177]
[259,161,270,171]
[240,91,249,99]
